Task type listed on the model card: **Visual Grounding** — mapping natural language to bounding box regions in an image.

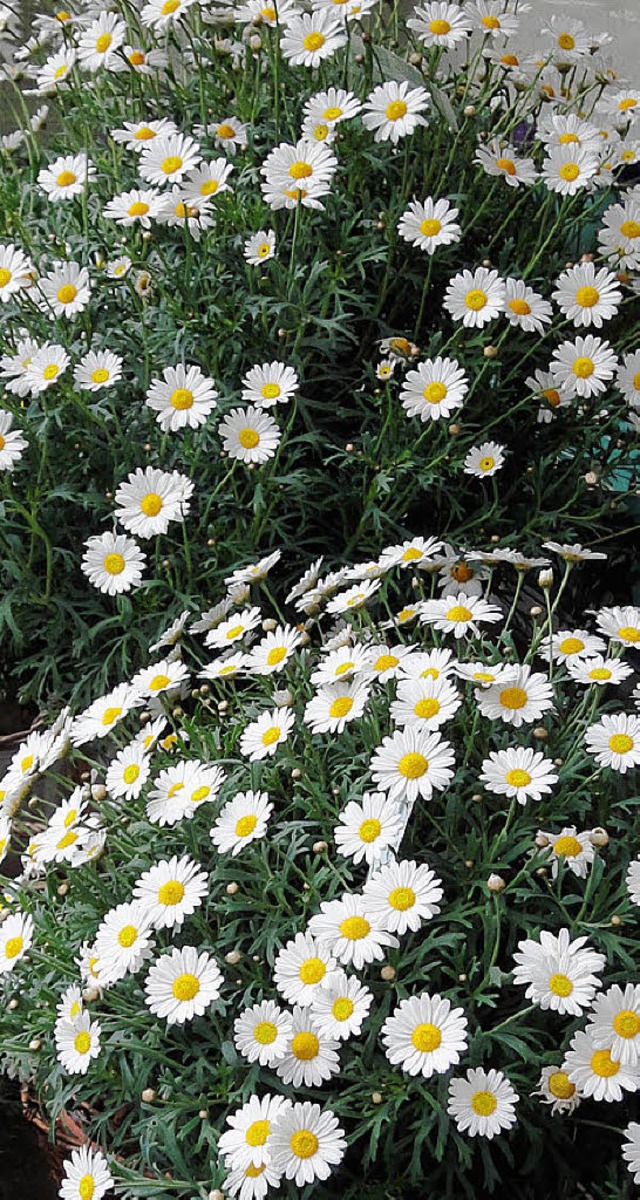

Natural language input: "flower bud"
[530,605,543,617]
[483,345,498,358]
[448,423,461,436]
[380,965,396,981]
[199,1109,209,1119]
[142,1088,157,1103]
[83,987,99,1003]
[535,832,550,847]
[291,767,301,779]
[590,827,609,847]
[313,841,328,853]
[533,726,548,740]
[262,618,277,632]
[611,915,622,926]
[463,104,476,116]
[487,873,505,892]
[226,882,239,895]
[225,950,241,965]
[28,1039,41,1052]
[371,1091,383,1104]
[584,471,599,486]
[8,998,18,1010]
[538,568,553,589]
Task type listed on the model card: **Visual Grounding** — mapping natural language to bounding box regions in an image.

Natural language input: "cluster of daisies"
[2,534,640,1196]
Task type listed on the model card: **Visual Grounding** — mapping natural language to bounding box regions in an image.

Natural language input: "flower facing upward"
[448,1067,519,1138]
[503,279,553,333]
[275,1007,341,1087]
[59,1145,113,1200]
[407,2,472,48]
[269,1101,346,1188]
[244,229,276,265]
[362,80,430,144]
[381,992,468,1077]
[443,267,506,328]
[274,932,337,1008]
[475,140,537,187]
[241,361,299,409]
[219,407,281,464]
[363,858,444,934]
[585,713,640,774]
[563,1028,639,1102]
[234,999,293,1066]
[397,197,461,254]
[133,855,208,929]
[463,441,506,477]
[239,706,295,760]
[114,466,193,538]
[476,666,554,728]
[400,356,469,422]
[419,592,502,638]
[542,145,599,195]
[260,139,338,210]
[587,984,640,1066]
[334,791,405,865]
[138,132,201,186]
[512,928,605,1016]
[74,349,123,392]
[146,363,218,431]
[103,188,162,228]
[307,892,398,970]
[144,945,223,1024]
[81,532,146,596]
[310,970,373,1040]
[480,747,558,804]
[369,726,455,803]
[280,11,347,67]
[537,826,595,879]
[210,790,273,855]
[38,153,95,200]
[0,411,27,472]
[622,1123,640,1185]
[0,912,34,974]
[552,262,622,329]
[0,243,34,302]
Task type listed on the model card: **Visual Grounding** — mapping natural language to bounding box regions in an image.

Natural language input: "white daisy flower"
[301,87,362,142]
[363,858,444,933]
[222,1159,279,1200]
[379,536,443,571]
[397,197,461,254]
[234,999,293,1066]
[390,675,462,730]
[34,50,77,95]
[628,859,640,906]
[443,267,506,328]
[598,197,640,270]
[303,679,371,735]
[146,363,218,431]
[382,992,468,1078]
[81,531,146,596]
[533,1065,580,1115]
[334,791,404,865]
[376,358,396,381]
[141,0,199,30]
[503,279,553,333]
[244,229,276,265]
[552,262,622,329]
[59,1146,113,1200]
[114,466,193,539]
[235,0,297,25]
[280,10,346,67]
[622,1123,640,1184]
[587,984,640,1066]
[600,88,640,122]
[269,1101,346,1188]
[37,152,95,201]
[364,643,413,682]
[325,577,381,614]
[144,945,223,1024]
[133,657,190,701]
[0,911,34,974]
[118,45,168,74]
[362,80,430,144]
[274,932,337,1008]
[310,970,373,1040]
[205,606,262,649]
[542,14,592,61]
[0,243,34,302]
[400,647,457,682]
[155,189,216,242]
[407,2,472,48]
[476,666,554,728]
[210,790,273,855]
[218,1094,291,1172]
[212,117,248,155]
[370,726,455,803]
[617,351,640,408]
[138,132,201,186]
[77,12,125,71]
[563,1028,639,1102]
[0,816,11,865]
[105,741,151,800]
[311,642,369,685]
[181,158,234,203]
[400,355,469,421]
[463,441,506,477]
[596,605,640,648]
[419,592,502,638]
[246,625,302,675]
[448,1067,519,1138]
[24,342,70,393]
[103,188,163,231]
[275,1008,341,1087]
[219,406,281,463]
[480,747,558,805]
[314,0,377,20]
[55,1013,101,1074]
[542,541,607,563]
[146,760,225,825]
[133,855,208,929]
[70,683,141,746]
[538,628,606,663]
[475,139,537,187]
[541,145,599,195]
[73,349,123,392]
[260,138,338,211]
[512,928,605,1016]
[567,655,633,687]
[537,826,595,879]
[0,411,27,472]
[149,609,191,654]
[307,892,398,970]
[239,706,295,761]
[111,119,178,150]
[241,362,299,409]
[93,901,155,986]
[585,712,640,773]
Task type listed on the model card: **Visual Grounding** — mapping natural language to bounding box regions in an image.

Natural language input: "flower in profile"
[0,411,27,472]
[448,1067,519,1138]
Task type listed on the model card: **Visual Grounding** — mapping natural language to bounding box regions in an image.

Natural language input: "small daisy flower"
[533,1066,581,1115]
[242,362,299,409]
[35,50,77,94]
[542,541,608,563]
[77,11,125,71]
[222,1160,279,1199]
[397,197,461,254]
[111,119,178,151]
[301,87,362,142]
[280,10,347,67]
[617,351,640,408]
[260,139,337,211]
[244,229,276,265]
[598,197,640,270]
[59,1146,113,1200]
[81,531,146,596]
[103,188,162,228]
[133,657,190,701]
[55,1013,101,1074]
[0,243,34,303]
[334,790,405,865]
[362,80,430,144]
[596,605,640,648]
[567,655,633,687]
[400,647,457,682]
[400,356,468,422]
[542,14,592,60]
[537,826,595,879]
[133,855,208,929]
[539,628,606,664]
[205,606,262,649]
[275,1008,341,1088]
[376,358,396,381]
[74,349,123,392]
[138,132,201,186]
[622,1123,640,1184]
[146,363,218,432]
[512,928,605,1016]
[563,1028,639,1103]
[627,859,640,906]
[0,411,27,472]
[542,145,599,195]
[407,2,472,48]
[93,901,155,986]
[443,266,506,328]
[448,1067,519,1139]
[239,706,295,761]
[325,577,381,615]
[274,932,337,1008]
[363,858,444,933]
[210,790,273,855]
[585,713,640,774]
[307,892,398,970]
[600,88,640,123]
[382,992,468,1078]
[480,747,558,805]
[463,441,506,477]
[246,625,302,675]
[370,726,455,803]
[105,740,151,801]
[212,117,248,155]
[140,0,199,31]
[234,1000,293,1066]
[311,642,369,685]
[219,406,281,464]
[269,1101,346,1188]
[475,140,537,187]
[391,675,462,731]
[476,666,554,728]
[114,467,193,539]
[303,679,371,735]
[144,945,223,1024]
[364,643,413,682]
[587,984,640,1066]
[70,683,141,746]
[24,342,70,394]
[419,592,502,638]
[552,262,622,329]
[503,279,553,333]
[0,912,34,974]
[218,1094,291,1173]
[37,152,95,201]
[310,970,373,1040]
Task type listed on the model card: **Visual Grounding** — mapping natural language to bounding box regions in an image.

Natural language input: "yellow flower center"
[609,733,633,754]
[167,782,184,798]
[162,0,180,11]
[505,768,531,788]
[299,957,326,985]
[170,388,194,410]
[620,220,640,240]
[246,1119,270,1147]
[358,818,381,843]
[158,880,185,906]
[386,99,408,121]
[56,10,71,19]
[149,673,171,691]
[172,972,200,1001]
[423,381,447,403]
[128,50,145,65]
[374,654,398,672]
[21,754,34,773]
[54,64,68,78]
[547,1070,575,1100]
[335,661,355,676]
[261,725,281,745]
[95,32,112,52]
[618,625,640,642]
[225,624,244,639]
[479,456,495,472]
[509,298,531,315]
[496,157,516,175]
[499,686,528,710]
[78,1175,94,1200]
[559,162,580,182]
[64,809,77,828]
[412,1022,442,1052]
[56,830,78,849]
[104,553,125,575]
[74,1031,91,1054]
[619,97,638,111]
[420,217,442,237]
[291,1031,319,1060]
[543,387,561,407]
[57,283,77,306]
[446,604,472,623]
[101,705,122,725]
[481,14,500,29]
[303,31,325,51]
[398,751,428,779]
[549,973,573,997]
[261,382,281,400]
[500,54,518,65]
[558,32,575,50]
[4,936,23,960]
[140,492,163,518]
[559,132,580,144]
[134,127,156,140]
[191,785,210,802]
[414,697,440,720]
[257,242,271,257]
[198,179,219,197]
[128,201,150,217]
[613,1010,640,1038]
[329,696,354,719]
[388,886,415,911]
[254,1020,277,1044]
[118,924,138,948]
[90,368,109,383]
[324,106,342,120]
[245,1164,267,1178]
[217,124,236,139]
[236,813,258,838]
[589,667,611,681]
[239,427,260,449]
[0,268,12,287]
[558,636,584,655]
[590,1049,619,1077]
[266,646,288,666]
[56,170,77,186]
[161,155,183,175]
[289,160,313,179]
[339,915,370,940]
[429,17,451,34]
[290,1129,319,1158]
[332,996,354,1021]
[471,1089,497,1115]
[575,286,599,308]
[553,834,582,857]
[465,288,488,310]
